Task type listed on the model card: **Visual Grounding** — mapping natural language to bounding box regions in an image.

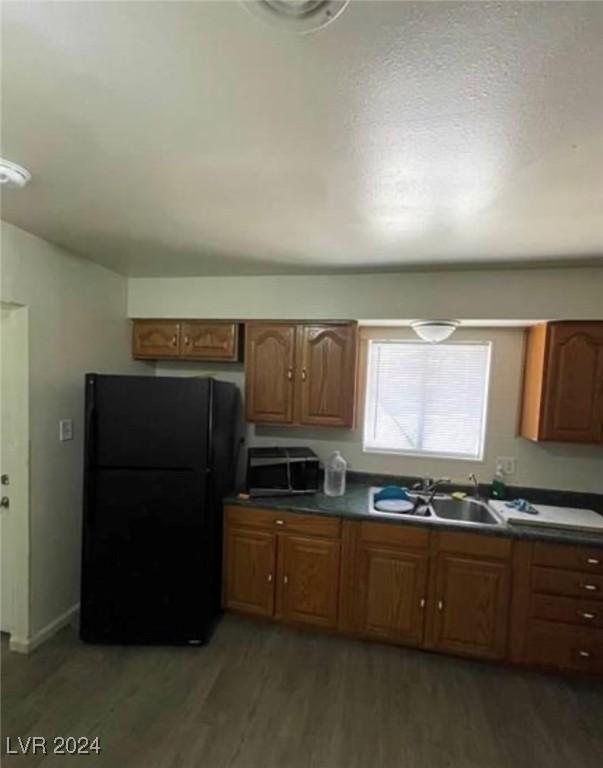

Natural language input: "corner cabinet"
[244,321,358,427]
[132,320,241,362]
[521,321,603,443]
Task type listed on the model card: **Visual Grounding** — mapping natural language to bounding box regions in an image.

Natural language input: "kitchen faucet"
[412,477,451,510]
[468,473,481,500]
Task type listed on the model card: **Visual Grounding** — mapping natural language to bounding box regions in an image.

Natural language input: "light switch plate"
[496,456,516,476]
[59,419,73,442]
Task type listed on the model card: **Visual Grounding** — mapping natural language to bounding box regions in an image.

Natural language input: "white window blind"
[363,341,491,460]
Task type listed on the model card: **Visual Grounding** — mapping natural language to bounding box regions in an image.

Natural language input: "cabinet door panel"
[245,324,296,423]
[278,535,340,628]
[433,554,511,659]
[299,324,357,427]
[181,322,238,361]
[542,324,603,442]
[357,545,428,646]
[132,321,181,359]
[224,528,276,617]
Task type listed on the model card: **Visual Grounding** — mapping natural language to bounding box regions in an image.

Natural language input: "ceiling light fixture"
[242,0,350,34]
[411,320,460,344]
[0,158,31,189]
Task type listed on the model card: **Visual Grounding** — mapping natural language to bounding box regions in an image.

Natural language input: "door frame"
[0,302,30,649]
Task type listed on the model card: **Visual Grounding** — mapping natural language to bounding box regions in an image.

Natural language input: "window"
[363,341,491,460]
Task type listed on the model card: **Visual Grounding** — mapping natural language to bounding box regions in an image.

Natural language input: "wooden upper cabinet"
[132,319,240,361]
[181,321,239,361]
[356,544,429,646]
[245,321,358,427]
[432,554,511,660]
[521,321,603,443]
[276,534,340,629]
[245,323,296,423]
[132,320,181,359]
[224,527,276,617]
[298,324,357,427]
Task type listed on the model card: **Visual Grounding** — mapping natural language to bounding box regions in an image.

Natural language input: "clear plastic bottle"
[324,451,347,497]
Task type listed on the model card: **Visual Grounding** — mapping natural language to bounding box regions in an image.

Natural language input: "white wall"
[128,267,603,322]
[155,328,603,496]
[0,222,149,642]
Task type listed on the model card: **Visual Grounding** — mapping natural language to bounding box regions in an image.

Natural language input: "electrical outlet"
[496,456,516,476]
[59,419,73,442]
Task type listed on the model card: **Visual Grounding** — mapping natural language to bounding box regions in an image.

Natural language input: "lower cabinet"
[223,506,341,629]
[355,541,429,646]
[276,535,340,628]
[223,507,602,677]
[224,528,276,617]
[432,553,511,659]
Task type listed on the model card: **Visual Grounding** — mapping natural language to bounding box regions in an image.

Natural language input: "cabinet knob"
[301,368,307,382]
[578,611,596,621]
[184,336,190,346]
[420,598,426,609]
[287,368,293,381]
[267,573,273,583]
[275,519,285,526]
[283,575,289,585]
[437,600,444,611]
[580,583,598,592]
[586,558,600,565]
[171,335,178,346]
[577,650,591,658]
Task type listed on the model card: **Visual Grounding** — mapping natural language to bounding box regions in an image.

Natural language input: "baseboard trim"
[9,604,80,654]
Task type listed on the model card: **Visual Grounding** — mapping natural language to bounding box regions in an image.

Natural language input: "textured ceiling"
[1,1,602,276]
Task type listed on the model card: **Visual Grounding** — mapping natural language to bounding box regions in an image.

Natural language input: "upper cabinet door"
[542,323,603,443]
[132,320,181,359]
[298,324,357,427]
[245,323,296,423]
[181,322,239,361]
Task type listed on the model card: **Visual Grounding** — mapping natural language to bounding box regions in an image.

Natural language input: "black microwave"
[246,447,320,496]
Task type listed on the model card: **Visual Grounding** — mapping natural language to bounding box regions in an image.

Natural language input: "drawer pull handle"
[275,519,285,526]
[586,558,600,565]
[171,335,178,346]
[578,611,596,620]
[580,584,599,592]
[184,336,190,345]
[578,650,591,659]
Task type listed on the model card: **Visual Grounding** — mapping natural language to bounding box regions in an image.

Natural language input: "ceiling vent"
[243,0,350,34]
[0,158,31,189]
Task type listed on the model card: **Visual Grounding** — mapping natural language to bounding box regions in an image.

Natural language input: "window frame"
[362,338,492,462]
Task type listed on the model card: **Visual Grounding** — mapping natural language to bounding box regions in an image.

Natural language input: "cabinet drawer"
[530,593,603,628]
[436,531,512,559]
[358,521,430,549]
[533,543,603,574]
[531,566,603,599]
[224,506,341,538]
[524,619,603,674]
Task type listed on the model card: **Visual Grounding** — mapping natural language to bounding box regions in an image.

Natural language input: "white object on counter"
[324,451,347,497]
[490,500,603,532]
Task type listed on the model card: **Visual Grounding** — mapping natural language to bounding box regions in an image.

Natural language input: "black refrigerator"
[80,373,240,645]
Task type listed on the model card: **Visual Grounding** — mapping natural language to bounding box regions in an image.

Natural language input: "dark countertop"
[224,481,603,549]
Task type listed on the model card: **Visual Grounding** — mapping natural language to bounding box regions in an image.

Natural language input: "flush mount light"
[0,158,31,189]
[411,320,460,343]
[242,0,350,34]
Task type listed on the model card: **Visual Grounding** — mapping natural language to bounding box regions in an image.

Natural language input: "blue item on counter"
[374,486,411,503]
[505,498,538,515]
